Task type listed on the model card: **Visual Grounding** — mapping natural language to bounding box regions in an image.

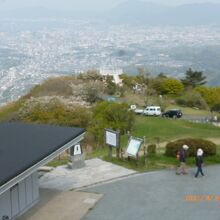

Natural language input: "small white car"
[143,106,161,116]
[130,105,144,114]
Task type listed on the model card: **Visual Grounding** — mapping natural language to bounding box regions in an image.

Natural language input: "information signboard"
[126,137,143,157]
[105,129,120,148]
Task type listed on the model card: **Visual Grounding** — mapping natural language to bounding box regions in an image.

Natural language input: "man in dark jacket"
[195,148,204,177]
[176,144,189,175]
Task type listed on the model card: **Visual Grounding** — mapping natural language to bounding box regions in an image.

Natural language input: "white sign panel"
[106,131,117,146]
[105,129,120,148]
[73,144,82,156]
[126,137,143,157]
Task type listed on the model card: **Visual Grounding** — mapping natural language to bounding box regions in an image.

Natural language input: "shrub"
[165,138,217,157]
[0,100,24,122]
[82,81,103,104]
[89,101,135,146]
[196,86,220,109]
[105,76,117,95]
[17,99,92,128]
[160,78,184,95]
[147,144,156,155]
[28,77,73,97]
[77,70,103,81]
[211,103,220,112]
[176,91,208,110]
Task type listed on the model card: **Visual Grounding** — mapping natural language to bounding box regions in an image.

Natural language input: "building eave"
[0,132,85,195]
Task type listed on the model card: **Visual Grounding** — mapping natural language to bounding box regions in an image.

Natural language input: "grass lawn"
[130,116,220,144]
[47,158,68,167]
[122,91,220,117]
[85,145,220,172]
[85,116,220,172]
[166,105,216,116]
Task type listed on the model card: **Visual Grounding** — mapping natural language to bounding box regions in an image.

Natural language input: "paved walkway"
[19,158,136,220]
[17,189,102,220]
[40,158,136,190]
[84,165,220,220]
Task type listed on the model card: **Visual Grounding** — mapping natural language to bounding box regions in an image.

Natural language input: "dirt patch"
[206,138,220,145]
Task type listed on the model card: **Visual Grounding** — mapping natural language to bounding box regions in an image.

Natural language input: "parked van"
[143,106,161,116]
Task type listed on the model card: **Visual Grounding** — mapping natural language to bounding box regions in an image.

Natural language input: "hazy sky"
[0,0,220,11]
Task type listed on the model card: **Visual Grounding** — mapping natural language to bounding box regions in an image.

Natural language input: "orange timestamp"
[185,195,220,202]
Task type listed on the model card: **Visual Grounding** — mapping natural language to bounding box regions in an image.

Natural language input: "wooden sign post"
[143,136,147,165]
[105,129,120,159]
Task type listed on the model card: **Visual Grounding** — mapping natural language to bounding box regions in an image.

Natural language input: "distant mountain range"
[107,1,220,25]
[1,1,220,25]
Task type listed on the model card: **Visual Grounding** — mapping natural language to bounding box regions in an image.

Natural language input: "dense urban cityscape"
[0,18,220,105]
[1,1,220,219]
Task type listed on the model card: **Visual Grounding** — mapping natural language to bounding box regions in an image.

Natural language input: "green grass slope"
[131,116,220,143]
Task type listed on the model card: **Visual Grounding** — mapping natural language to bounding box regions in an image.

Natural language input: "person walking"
[176,144,189,175]
[195,148,204,178]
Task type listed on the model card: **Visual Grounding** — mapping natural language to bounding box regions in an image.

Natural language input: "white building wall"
[18,181,26,213]
[99,69,123,85]
[32,172,39,202]
[0,172,39,220]
[100,69,123,76]
[0,190,11,219]
[11,185,19,217]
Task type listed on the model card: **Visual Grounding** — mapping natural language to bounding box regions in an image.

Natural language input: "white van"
[143,106,161,116]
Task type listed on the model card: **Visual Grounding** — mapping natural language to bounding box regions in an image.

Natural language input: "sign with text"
[126,137,143,157]
[70,144,83,156]
[105,129,120,148]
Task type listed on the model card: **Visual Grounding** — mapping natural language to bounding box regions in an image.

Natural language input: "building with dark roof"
[0,122,85,220]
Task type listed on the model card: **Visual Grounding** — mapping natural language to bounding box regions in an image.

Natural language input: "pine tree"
[181,68,207,88]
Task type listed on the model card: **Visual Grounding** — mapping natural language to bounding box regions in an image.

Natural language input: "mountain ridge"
[1,2,220,25]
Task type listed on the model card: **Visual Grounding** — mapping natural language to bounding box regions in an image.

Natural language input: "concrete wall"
[0,172,39,220]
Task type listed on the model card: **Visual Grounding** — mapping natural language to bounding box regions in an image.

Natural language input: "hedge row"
[165,138,217,157]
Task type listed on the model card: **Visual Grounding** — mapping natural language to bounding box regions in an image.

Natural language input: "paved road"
[182,115,214,122]
[84,166,220,220]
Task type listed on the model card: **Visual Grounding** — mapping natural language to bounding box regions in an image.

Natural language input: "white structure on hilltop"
[99,69,123,85]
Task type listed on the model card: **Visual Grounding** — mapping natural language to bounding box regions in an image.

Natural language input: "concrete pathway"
[84,165,220,220]
[18,189,102,220]
[19,158,136,220]
[40,158,136,191]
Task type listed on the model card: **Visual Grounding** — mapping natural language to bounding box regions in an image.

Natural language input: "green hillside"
[132,116,220,143]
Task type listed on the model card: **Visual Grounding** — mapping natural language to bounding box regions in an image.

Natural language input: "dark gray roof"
[0,122,85,187]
